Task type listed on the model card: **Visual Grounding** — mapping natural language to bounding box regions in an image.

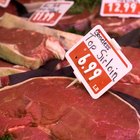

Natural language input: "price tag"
[29,1,74,26]
[0,0,10,8]
[65,25,132,99]
[100,0,140,18]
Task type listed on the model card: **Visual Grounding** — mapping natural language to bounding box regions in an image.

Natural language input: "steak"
[112,46,140,99]
[91,17,140,38]
[0,77,139,139]
[0,27,65,69]
[0,59,29,77]
[55,11,91,33]
[54,7,99,34]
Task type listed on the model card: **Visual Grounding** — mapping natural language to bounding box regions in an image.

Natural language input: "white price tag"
[29,1,74,26]
[0,0,10,8]
[100,0,140,18]
[65,25,132,99]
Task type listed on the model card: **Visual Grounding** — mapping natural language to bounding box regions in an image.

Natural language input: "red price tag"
[29,1,74,26]
[66,25,132,99]
[0,0,10,8]
[100,0,140,17]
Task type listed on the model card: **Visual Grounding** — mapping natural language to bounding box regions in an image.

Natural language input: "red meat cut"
[91,17,140,38]
[0,77,139,139]
[55,11,91,33]
[0,27,65,69]
[112,46,140,99]
[0,59,29,77]
[54,7,99,34]
[0,2,17,17]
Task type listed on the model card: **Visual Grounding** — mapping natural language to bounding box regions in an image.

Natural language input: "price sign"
[65,25,132,99]
[29,1,74,26]
[100,0,140,17]
[0,0,10,8]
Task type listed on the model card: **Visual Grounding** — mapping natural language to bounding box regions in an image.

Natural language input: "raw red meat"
[0,2,17,17]
[0,59,29,76]
[121,47,140,84]
[112,46,140,99]
[55,11,91,33]
[91,17,140,37]
[8,127,51,140]
[0,27,65,69]
[55,7,99,33]
[0,77,139,139]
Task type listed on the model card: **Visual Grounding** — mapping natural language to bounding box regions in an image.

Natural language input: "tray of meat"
[0,1,140,139]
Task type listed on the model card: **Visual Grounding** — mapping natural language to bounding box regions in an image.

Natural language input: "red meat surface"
[0,2,17,17]
[0,59,29,71]
[0,77,139,139]
[112,46,140,99]
[91,17,140,38]
[0,59,29,78]
[0,27,65,69]
[55,11,91,33]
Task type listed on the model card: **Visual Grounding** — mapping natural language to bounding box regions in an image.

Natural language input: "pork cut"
[0,77,139,140]
[0,27,65,69]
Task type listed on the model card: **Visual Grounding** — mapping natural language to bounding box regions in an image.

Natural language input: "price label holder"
[100,0,140,18]
[65,25,132,99]
[29,1,74,26]
[0,0,10,8]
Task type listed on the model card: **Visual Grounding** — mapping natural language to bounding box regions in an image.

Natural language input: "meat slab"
[55,11,91,33]
[112,46,140,99]
[91,17,140,38]
[0,27,65,69]
[0,2,17,17]
[0,77,139,140]
[0,59,29,77]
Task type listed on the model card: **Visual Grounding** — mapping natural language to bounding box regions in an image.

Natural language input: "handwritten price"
[78,53,102,81]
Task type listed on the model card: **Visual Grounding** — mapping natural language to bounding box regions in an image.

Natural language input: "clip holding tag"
[66,70,81,88]
[66,78,79,88]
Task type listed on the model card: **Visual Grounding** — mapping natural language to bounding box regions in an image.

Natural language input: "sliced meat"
[91,17,140,38]
[9,127,52,140]
[0,27,65,69]
[54,7,99,34]
[112,46,140,99]
[0,77,139,139]
[0,59,29,76]
[121,47,140,84]
[112,83,140,100]
[55,11,91,33]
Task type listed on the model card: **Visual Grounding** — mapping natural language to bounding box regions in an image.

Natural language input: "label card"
[0,0,10,8]
[65,25,132,99]
[100,0,140,18]
[29,1,74,26]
